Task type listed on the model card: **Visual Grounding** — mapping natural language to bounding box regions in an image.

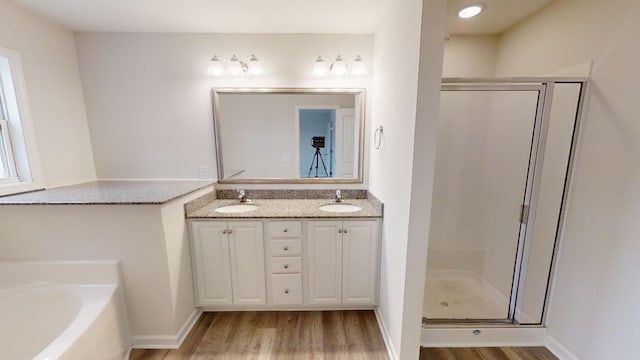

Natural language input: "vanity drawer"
[271,257,302,274]
[271,274,302,305]
[269,221,302,238]
[270,239,302,256]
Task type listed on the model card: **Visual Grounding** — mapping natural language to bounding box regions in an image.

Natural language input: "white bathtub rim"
[32,284,118,360]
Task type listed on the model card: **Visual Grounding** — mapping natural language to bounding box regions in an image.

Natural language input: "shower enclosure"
[423,79,587,326]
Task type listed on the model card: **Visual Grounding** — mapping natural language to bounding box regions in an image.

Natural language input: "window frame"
[0,46,43,196]
[0,118,19,184]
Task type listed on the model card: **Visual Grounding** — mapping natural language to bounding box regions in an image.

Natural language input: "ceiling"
[447,0,553,35]
[14,0,551,35]
[13,0,392,33]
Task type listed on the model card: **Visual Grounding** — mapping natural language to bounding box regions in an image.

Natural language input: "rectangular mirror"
[212,88,365,184]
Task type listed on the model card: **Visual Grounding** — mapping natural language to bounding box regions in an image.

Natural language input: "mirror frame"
[212,88,366,184]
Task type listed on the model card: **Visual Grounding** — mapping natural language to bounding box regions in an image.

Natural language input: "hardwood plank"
[130,312,560,360]
[509,347,559,360]
[323,311,349,360]
[272,311,301,360]
[129,349,170,360]
[131,311,388,360]
[420,346,559,360]
[420,347,456,360]
[295,311,324,359]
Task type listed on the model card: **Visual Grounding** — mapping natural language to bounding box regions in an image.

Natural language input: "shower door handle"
[520,204,530,225]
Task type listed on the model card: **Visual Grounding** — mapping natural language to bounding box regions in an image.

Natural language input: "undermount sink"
[318,203,362,213]
[214,204,259,213]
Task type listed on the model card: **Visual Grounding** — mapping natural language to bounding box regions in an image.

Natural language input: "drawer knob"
[283,228,288,233]
[284,246,289,251]
[284,289,289,294]
[284,264,289,269]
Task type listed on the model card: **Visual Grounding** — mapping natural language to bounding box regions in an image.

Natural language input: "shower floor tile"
[423,270,509,320]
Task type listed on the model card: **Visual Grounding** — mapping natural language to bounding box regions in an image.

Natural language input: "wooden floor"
[130,310,388,359]
[420,346,559,360]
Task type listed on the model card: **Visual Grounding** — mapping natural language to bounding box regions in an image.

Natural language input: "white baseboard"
[421,327,547,348]
[545,336,580,360]
[131,309,203,349]
[373,308,399,360]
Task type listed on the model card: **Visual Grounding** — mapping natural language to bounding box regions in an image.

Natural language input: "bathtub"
[0,261,130,360]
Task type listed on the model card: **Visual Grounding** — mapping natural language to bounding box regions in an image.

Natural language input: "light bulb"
[247,54,264,76]
[206,55,224,76]
[458,4,484,19]
[331,55,347,76]
[350,55,368,76]
[312,56,329,77]
[228,55,244,76]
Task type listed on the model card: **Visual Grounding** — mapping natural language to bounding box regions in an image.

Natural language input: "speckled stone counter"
[187,198,382,219]
[0,180,214,205]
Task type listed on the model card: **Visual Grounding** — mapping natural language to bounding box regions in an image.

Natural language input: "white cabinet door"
[191,221,233,306]
[342,220,379,305]
[228,221,266,305]
[307,221,342,305]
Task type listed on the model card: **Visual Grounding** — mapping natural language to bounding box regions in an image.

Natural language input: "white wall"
[442,35,498,77]
[496,0,640,358]
[74,33,372,186]
[0,0,95,188]
[369,0,446,358]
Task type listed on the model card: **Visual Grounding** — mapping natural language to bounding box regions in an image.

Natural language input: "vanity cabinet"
[267,221,303,305]
[190,221,266,306]
[189,217,380,309]
[307,220,380,306]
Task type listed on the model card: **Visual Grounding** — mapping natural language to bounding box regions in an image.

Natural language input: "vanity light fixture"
[312,55,368,77]
[458,3,485,19]
[206,54,264,76]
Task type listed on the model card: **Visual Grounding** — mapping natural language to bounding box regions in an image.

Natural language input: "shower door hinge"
[520,204,530,225]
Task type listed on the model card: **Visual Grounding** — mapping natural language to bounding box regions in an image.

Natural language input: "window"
[0,74,18,183]
[0,47,41,195]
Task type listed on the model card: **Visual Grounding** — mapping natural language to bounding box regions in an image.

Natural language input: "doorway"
[298,109,335,178]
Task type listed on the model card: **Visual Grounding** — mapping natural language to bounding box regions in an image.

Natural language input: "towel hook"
[374,125,384,149]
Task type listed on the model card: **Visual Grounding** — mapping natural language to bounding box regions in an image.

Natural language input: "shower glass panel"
[424,86,543,321]
[515,83,582,324]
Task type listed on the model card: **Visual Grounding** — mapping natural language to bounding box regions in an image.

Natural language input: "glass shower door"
[424,85,544,322]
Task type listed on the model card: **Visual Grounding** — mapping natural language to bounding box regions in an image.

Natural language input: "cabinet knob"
[222,229,228,234]
[283,228,288,233]
[343,229,348,234]
[284,264,289,269]
[284,289,289,294]
[283,246,289,251]
[228,230,233,234]
[338,229,343,234]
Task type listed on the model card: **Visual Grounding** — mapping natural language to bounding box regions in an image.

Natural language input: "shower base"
[423,270,509,322]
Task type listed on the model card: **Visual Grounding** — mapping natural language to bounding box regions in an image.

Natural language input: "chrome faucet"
[332,189,343,203]
[237,190,249,203]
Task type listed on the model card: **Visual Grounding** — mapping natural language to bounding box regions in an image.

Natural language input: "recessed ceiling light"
[458,4,485,19]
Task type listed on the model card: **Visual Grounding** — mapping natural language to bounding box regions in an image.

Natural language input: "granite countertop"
[187,198,382,219]
[0,180,214,205]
